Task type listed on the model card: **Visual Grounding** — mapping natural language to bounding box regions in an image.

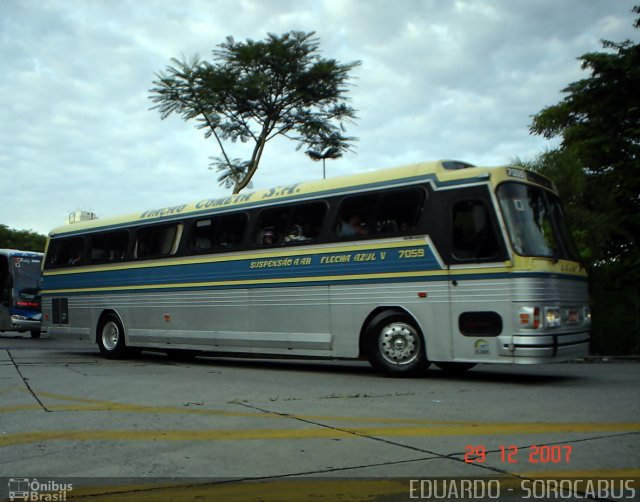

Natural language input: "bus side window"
[335,194,378,238]
[88,231,129,263]
[452,200,500,260]
[375,188,426,235]
[135,223,181,259]
[256,207,291,246]
[216,213,247,249]
[255,202,328,247]
[46,237,85,268]
[284,202,327,244]
[189,219,216,252]
[187,213,247,253]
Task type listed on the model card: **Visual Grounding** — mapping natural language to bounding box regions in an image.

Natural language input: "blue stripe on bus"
[42,245,443,292]
[42,242,587,296]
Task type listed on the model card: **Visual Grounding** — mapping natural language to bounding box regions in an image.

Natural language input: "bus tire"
[97,313,129,359]
[365,311,429,377]
[434,362,476,373]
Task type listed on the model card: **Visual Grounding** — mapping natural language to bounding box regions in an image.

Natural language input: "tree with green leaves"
[150,31,360,193]
[529,6,639,274]
[0,224,46,252]
[527,6,640,354]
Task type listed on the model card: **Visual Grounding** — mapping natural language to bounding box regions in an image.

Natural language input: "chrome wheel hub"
[379,322,419,365]
[102,321,120,351]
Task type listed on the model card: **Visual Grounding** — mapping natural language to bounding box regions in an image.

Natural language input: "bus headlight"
[583,306,592,326]
[544,307,561,328]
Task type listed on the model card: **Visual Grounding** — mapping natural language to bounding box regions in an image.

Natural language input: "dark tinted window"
[88,231,129,263]
[135,223,180,259]
[188,213,247,253]
[375,189,425,234]
[46,237,85,268]
[335,194,377,237]
[256,202,326,247]
[452,200,500,260]
[335,188,426,238]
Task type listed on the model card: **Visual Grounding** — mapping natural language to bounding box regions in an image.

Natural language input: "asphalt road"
[1,334,639,501]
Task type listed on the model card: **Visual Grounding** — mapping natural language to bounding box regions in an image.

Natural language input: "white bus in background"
[0,249,44,338]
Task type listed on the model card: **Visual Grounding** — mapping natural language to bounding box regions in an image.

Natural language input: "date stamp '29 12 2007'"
[464,444,573,464]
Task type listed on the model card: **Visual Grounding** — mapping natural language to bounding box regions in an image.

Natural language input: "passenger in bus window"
[262,229,276,245]
[338,214,367,237]
[68,251,82,265]
[376,219,398,234]
[285,224,307,242]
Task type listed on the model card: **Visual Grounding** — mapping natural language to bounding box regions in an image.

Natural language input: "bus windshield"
[11,256,42,310]
[497,182,580,262]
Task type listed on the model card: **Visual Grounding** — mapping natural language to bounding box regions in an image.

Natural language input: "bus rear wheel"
[365,311,429,377]
[97,313,129,359]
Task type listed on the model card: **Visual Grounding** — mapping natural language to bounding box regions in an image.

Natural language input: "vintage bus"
[0,249,44,338]
[40,160,590,376]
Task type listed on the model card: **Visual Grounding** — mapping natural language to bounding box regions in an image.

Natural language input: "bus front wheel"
[97,313,129,359]
[365,311,429,377]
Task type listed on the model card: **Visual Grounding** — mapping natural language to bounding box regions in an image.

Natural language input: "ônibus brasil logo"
[8,478,73,501]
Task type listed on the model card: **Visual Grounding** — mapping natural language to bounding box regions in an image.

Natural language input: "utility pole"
[306,147,342,179]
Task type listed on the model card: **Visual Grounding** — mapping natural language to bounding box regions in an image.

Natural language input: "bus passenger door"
[439,191,509,363]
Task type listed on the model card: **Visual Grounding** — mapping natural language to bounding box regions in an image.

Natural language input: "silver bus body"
[41,161,590,375]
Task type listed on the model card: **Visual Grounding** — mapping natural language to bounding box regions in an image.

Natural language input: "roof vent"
[442,160,476,170]
[69,210,98,224]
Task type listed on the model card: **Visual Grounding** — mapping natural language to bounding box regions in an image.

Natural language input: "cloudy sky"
[1,0,637,235]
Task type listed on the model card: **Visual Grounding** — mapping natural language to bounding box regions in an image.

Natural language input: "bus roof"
[0,249,44,258]
[48,160,555,237]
